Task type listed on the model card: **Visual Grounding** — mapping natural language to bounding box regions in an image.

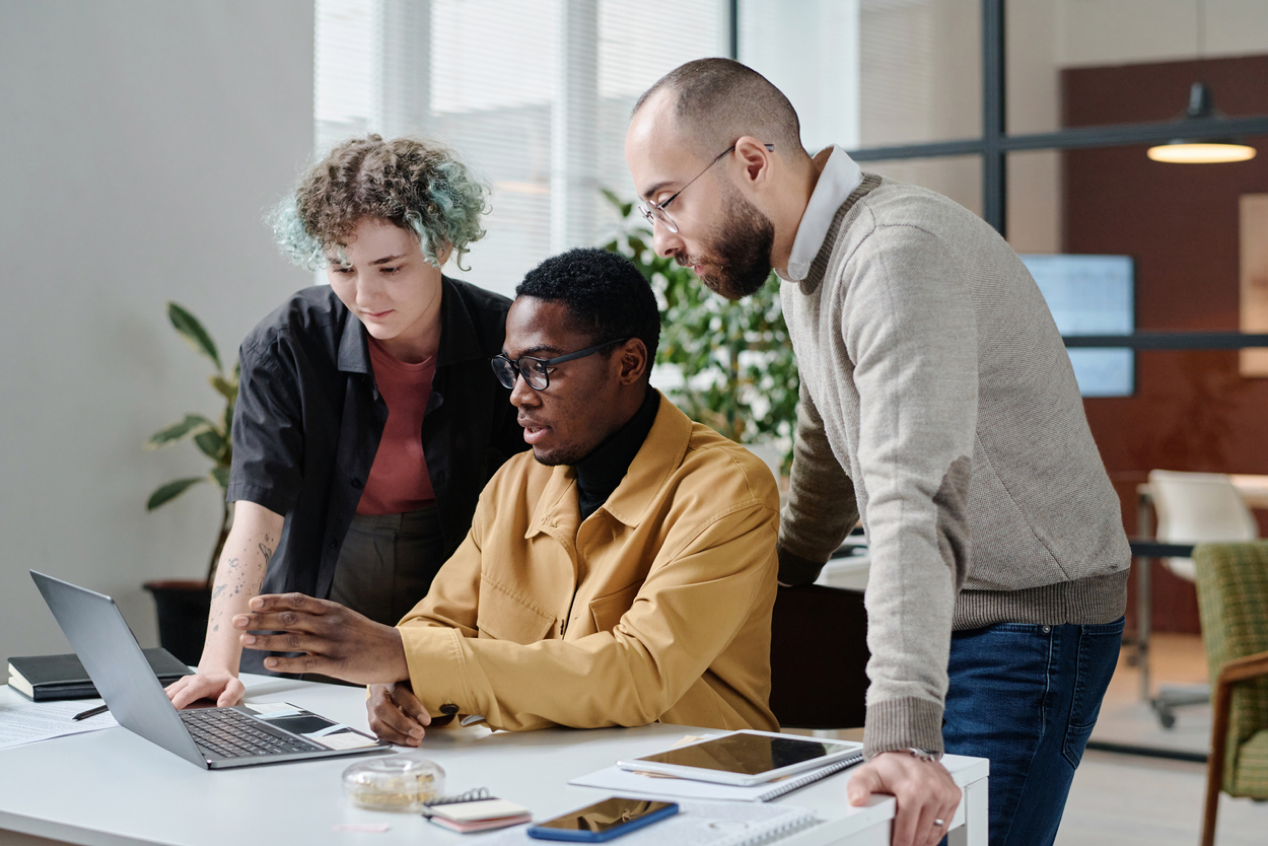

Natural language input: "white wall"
[1060,0,1268,68]
[0,1,315,663]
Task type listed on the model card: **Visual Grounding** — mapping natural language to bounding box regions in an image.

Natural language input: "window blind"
[315,0,729,298]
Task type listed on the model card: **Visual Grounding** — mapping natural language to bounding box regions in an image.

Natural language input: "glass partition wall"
[740,0,1268,644]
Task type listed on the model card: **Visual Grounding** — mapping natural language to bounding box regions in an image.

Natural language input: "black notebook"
[7,648,190,701]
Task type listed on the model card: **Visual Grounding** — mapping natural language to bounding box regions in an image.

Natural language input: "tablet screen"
[635,733,838,776]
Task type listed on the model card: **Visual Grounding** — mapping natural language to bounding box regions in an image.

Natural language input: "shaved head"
[633,58,808,163]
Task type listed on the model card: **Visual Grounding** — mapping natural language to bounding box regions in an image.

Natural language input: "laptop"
[30,570,391,769]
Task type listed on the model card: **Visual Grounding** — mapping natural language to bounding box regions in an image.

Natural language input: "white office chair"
[1146,470,1257,727]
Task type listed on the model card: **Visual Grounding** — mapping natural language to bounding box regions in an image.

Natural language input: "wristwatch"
[906,747,941,762]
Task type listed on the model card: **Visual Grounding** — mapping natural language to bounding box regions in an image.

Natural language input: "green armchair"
[1193,542,1268,846]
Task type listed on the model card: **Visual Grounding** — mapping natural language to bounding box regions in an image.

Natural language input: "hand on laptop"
[366,682,432,746]
[235,593,411,685]
[165,669,246,709]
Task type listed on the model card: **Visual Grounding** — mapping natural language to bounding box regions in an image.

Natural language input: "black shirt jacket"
[227,277,527,602]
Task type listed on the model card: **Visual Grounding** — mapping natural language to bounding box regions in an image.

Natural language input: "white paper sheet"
[0,697,118,751]
[319,731,379,750]
[244,702,302,716]
[477,801,817,846]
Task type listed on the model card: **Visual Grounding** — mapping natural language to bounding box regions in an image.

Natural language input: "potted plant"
[601,191,799,476]
[143,303,239,665]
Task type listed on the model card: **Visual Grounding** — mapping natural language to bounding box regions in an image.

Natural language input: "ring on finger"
[933,819,946,827]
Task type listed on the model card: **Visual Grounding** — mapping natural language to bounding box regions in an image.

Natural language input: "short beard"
[532,444,588,467]
[691,184,775,301]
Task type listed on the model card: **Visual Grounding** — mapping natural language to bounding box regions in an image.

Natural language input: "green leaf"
[146,477,205,510]
[145,414,215,449]
[600,188,625,213]
[168,302,221,372]
[194,429,227,461]
[210,466,230,491]
[208,374,238,401]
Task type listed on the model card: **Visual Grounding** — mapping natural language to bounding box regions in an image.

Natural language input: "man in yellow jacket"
[232,248,780,740]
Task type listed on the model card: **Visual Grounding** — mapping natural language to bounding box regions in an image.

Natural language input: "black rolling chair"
[769,584,870,729]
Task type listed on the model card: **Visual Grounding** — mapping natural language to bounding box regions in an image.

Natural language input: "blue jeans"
[942,617,1124,846]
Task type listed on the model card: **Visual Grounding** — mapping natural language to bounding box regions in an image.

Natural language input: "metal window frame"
[728,0,1268,351]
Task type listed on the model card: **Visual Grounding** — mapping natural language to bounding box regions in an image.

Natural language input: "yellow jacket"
[397,393,780,732]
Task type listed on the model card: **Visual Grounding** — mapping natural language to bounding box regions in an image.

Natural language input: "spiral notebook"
[569,755,861,803]
[481,800,817,846]
[422,788,532,833]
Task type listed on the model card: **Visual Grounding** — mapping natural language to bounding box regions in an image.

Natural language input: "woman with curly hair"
[166,135,526,708]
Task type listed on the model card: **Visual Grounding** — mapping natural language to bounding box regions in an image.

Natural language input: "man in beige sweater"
[626,59,1130,846]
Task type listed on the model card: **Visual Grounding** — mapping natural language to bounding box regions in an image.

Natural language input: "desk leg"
[947,778,988,846]
[1135,492,1153,702]
[1137,557,1153,701]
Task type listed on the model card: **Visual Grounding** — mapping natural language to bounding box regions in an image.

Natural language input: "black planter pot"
[143,580,211,667]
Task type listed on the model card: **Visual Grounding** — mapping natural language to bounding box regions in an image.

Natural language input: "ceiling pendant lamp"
[1147,82,1257,164]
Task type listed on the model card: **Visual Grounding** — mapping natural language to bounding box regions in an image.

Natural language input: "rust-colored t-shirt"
[356,338,437,515]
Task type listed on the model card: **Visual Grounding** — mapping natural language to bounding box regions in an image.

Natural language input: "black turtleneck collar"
[575,388,660,521]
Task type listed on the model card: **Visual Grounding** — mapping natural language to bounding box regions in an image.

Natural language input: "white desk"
[0,677,988,846]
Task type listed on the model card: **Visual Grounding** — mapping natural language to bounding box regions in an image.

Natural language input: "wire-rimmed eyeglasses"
[490,338,630,391]
[638,142,775,233]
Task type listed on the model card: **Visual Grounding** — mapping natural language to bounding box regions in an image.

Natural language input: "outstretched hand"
[847,751,961,846]
[235,593,410,685]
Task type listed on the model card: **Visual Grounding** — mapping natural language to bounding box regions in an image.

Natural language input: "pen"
[72,704,109,721]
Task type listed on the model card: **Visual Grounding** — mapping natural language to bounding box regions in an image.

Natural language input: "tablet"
[615,730,863,786]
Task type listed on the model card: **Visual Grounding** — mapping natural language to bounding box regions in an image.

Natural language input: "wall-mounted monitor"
[1019,254,1135,398]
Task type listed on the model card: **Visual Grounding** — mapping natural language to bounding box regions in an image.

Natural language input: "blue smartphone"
[526,798,679,842]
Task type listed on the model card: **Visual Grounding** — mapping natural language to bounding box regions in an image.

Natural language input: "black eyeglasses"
[638,142,775,233]
[491,338,630,391]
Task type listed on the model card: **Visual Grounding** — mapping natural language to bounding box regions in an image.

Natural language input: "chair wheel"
[1158,710,1176,729]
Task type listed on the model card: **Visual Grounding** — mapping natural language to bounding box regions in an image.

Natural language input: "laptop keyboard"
[181,708,324,759]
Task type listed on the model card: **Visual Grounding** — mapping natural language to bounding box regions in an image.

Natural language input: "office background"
[2,0,1267,667]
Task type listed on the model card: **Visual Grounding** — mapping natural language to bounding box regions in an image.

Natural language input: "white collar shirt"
[777,145,864,283]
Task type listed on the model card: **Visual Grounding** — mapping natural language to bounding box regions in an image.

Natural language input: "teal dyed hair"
[270,135,489,272]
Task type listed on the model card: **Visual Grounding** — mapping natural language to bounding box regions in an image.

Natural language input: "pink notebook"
[423,791,531,834]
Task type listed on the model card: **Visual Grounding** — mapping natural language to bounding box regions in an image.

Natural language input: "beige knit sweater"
[778,174,1131,758]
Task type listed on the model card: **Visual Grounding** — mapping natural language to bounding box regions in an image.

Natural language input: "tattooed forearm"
[211,585,226,600]
[258,542,275,567]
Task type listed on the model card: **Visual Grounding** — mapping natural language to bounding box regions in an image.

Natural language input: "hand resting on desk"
[366,682,432,746]
[235,593,411,685]
[847,751,961,846]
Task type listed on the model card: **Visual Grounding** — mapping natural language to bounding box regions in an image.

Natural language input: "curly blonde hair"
[270,135,489,271]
